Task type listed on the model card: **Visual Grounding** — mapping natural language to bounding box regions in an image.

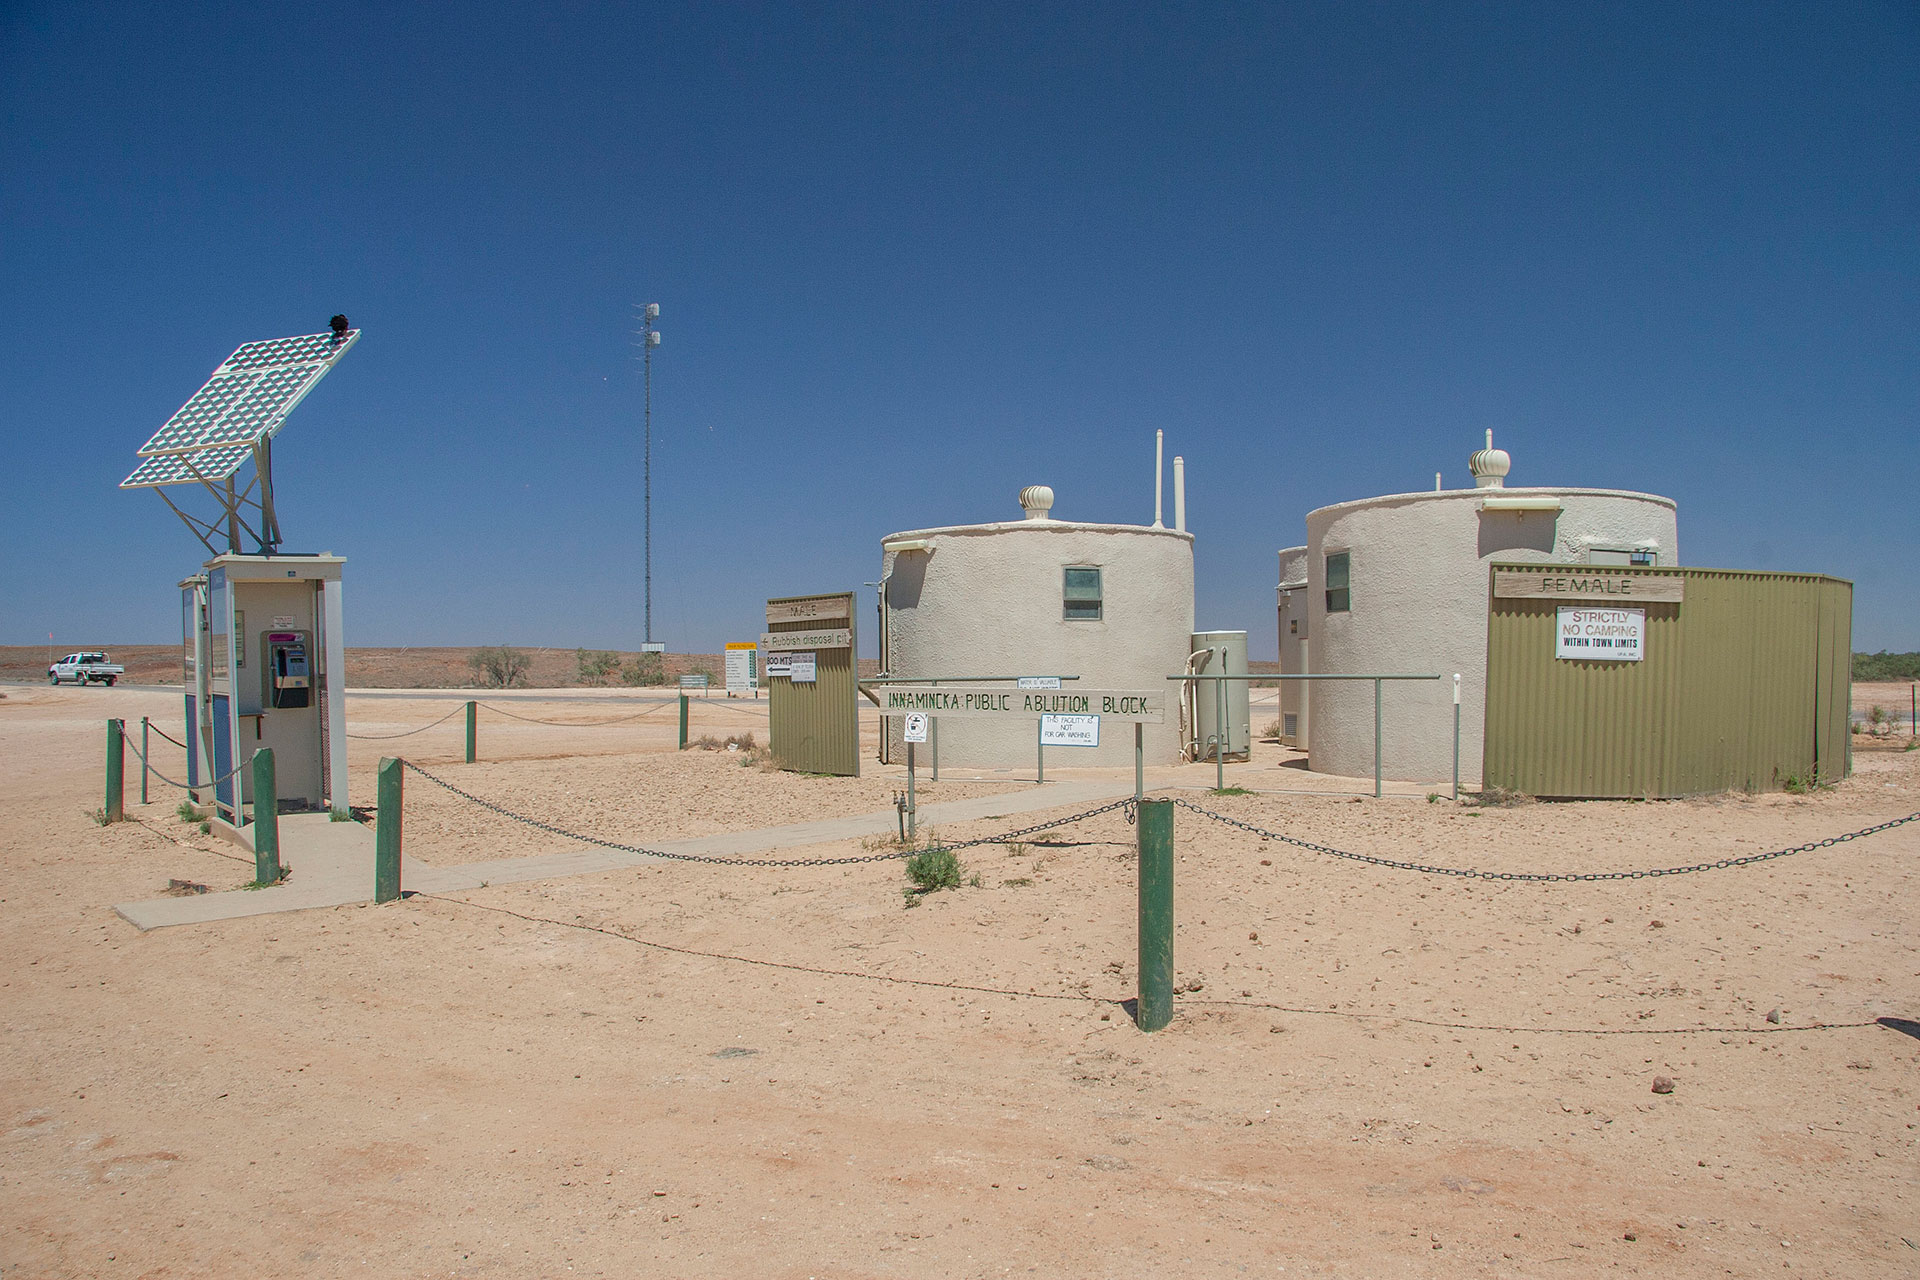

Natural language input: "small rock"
[1259,859,1271,866]
[1649,919,1666,929]
[1651,1076,1675,1094]
[1249,931,1259,941]
[1766,1008,1783,1024]
[1624,1231,1638,1241]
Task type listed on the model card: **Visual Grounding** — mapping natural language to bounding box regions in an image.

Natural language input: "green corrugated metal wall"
[767,592,861,777]
[1484,567,1851,798]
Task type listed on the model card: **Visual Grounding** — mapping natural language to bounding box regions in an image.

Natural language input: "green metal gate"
[765,592,860,777]
[1484,566,1852,798]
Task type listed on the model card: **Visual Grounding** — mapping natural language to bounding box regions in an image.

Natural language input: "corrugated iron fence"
[1484,566,1851,798]
[765,592,861,777]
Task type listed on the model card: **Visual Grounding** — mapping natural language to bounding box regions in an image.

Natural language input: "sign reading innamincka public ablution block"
[869,685,1165,723]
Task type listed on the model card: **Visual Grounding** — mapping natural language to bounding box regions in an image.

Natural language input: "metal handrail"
[1167,671,1447,796]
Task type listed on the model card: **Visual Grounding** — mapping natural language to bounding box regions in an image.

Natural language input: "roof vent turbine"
[1019,485,1055,521]
[1469,429,1511,489]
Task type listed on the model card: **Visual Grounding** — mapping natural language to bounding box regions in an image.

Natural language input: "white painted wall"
[880,516,1195,767]
[1304,488,1678,785]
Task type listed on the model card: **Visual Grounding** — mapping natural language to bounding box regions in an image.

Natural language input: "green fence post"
[1214,674,1227,790]
[375,757,402,903]
[1136,797,1174,1031]
[1121,721,1136,802]
[140,716,150,806]
[1451,674,1461,801]
[251,747,280,885]
[465,700,477,764]
[1373,677,1383,799]
[105,719,125,823]
[678,694,689,750]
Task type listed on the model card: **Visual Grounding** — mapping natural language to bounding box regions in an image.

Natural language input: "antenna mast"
[639,303,662,647]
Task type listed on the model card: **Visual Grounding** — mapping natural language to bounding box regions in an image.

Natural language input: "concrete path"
[113,778,1138,930]
[116,813,388,930]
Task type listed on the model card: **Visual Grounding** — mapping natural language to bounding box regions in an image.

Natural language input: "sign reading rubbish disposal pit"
[1556,607,1645,662]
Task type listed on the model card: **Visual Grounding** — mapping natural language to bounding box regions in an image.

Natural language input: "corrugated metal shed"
[766,592,860,777]
[1484,566,1851,798]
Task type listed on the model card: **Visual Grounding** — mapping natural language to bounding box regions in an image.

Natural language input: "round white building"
[878,486,1195,767]
[1301,435,1678,785]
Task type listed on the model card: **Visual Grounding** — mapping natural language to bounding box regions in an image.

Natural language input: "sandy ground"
[3,683,1918,1278]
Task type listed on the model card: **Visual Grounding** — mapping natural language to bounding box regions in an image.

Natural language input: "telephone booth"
[182,554,348,822]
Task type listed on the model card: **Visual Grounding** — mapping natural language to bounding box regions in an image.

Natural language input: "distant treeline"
[1853,651,1920,681]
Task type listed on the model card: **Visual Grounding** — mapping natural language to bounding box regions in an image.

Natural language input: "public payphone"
[183,554,347,824]
[263,632,312,709]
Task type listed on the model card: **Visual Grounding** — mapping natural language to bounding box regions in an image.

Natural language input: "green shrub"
[621,652,668,686]
[905,847,963,893]
[468,645,531,689]
[574,648,621,686]
[175,800,198,823]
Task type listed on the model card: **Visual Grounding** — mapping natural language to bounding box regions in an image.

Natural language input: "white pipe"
[1435,472,1442,491]
[1173,455,1186,533]
[1153,430,1164,528]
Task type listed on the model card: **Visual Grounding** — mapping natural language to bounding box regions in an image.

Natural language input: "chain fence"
[345,705,466,740]
[117,723,244,791]
[401,758,1134,868]
[1171,796,1920,881]
[146,722,189,749]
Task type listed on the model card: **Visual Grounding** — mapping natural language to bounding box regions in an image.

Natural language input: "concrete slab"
[114,778,1141,928]
[115,813,393,930]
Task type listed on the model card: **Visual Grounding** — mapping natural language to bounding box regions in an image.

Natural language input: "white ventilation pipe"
[1153,430,1164,528]
[1173,455,1186,533]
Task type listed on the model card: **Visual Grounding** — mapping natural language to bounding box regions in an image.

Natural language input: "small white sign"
[1556,607,1645,662]
[724,643,757,693]
[270,614,296,628]
[1040,713,1100,747]
[789,652,817,683]
[639,642,667,654]
[1017,676,1062,689]
[903,712,929,744]
[764,653,793,679]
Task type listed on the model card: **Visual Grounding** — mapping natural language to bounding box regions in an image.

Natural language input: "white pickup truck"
[48,652,125,686]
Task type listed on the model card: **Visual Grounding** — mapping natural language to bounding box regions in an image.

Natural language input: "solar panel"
[119,444,254,489]
[135,328,358,457]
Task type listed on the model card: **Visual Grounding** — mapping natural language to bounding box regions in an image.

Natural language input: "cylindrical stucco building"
[1303,437,1678,785]
[878,486,1195,768]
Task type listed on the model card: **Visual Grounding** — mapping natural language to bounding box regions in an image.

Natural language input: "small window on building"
[1063,567,1103,621]
[1630,548,1656,566]
[1283,713,1298,739]
[1324,552,1350,613]
[1289,618,1298,635]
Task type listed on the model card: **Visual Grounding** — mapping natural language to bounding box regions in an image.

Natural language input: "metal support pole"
[930,717,938,782]
[906,741,916,840]
[1373,677,1383,799]
[1135,798,1174,1032]
[465,700,477,764]
[1451,674,1461,801]
[375,757,401,903]
[678,693,689,750]
[1121,721,1136,802]
[251,747,280,884]
[1036,720,1044,783]
[105,719,124,823]
[140,716,150,806]
[1214,673,1227,790]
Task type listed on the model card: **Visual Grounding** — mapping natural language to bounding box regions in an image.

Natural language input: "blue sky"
[4,2,1914,658]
